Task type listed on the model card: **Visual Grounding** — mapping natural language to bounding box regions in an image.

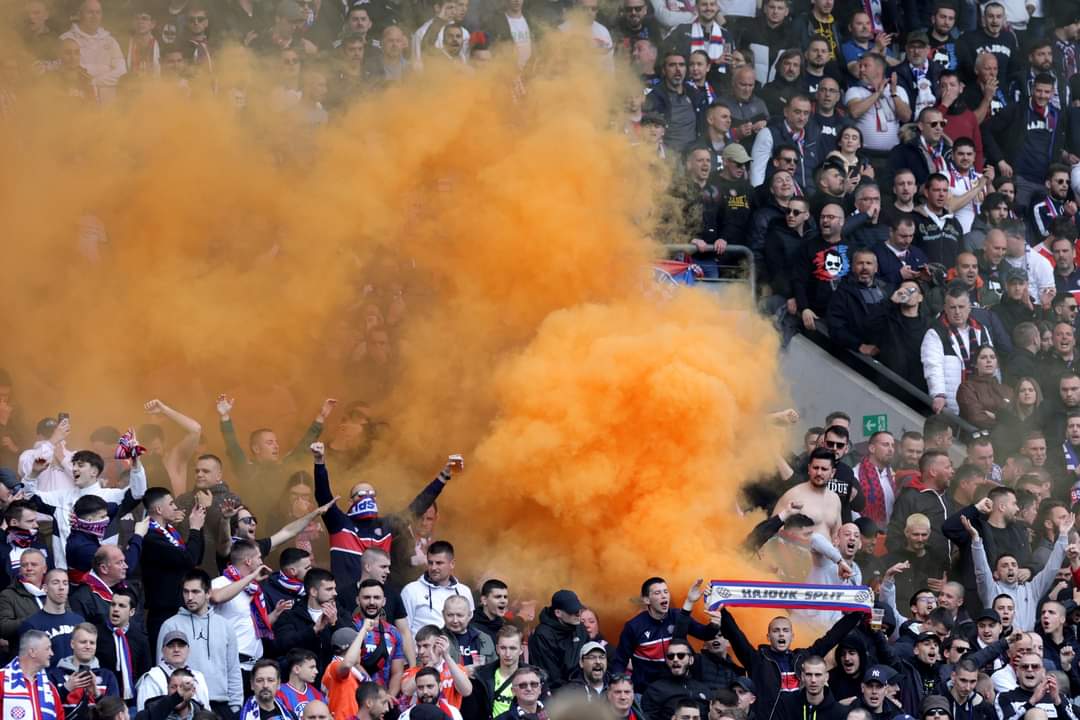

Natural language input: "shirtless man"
[775,448,843,541]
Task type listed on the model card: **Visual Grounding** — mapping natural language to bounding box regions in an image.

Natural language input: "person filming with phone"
[49,623,120,720]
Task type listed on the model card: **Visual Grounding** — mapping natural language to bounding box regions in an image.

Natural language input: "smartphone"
[58,412,69,423]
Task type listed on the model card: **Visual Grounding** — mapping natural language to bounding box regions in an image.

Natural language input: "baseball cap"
[579,641,606,659]
[1004,267,1028,284]
[0,468,19,492]
[729,677,755,694]
[906,31,930,46]
[721,144,751,165]
[551,589,583,614]
[863,665,897,684]
[276,0,306,20]
[332,628,358,649]
[161,631,189,646]
[915,631,942,647]
[409,705,448,720]
[974,608,1000,624]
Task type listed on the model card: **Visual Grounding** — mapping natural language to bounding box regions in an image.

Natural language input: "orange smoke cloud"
[0,30,789,627]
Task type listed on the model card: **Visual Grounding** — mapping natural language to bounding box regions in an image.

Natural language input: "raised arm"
[964,517,998,609]
[268,496,338,551]
[285,399,335,461]
[144,399,202,496]
[211,564,271,605]
[405,458,457,517]
[310,443,348,534]
[677,579,720,641]
[1030,513,1073,599]
[216,395,249,476]
[717,607,757,670]
[807,609,864,657]
[337,618,375,679]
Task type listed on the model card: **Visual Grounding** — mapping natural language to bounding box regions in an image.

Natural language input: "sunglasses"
[239,516,258,524]
[786,208,806,216]
[824,440,845,449]
[515,681,541,689]
[1018,663,1042,670]
[925,120,945,128]
[666,652,689,660]
[952,646,970,653]
[925,711,949,718]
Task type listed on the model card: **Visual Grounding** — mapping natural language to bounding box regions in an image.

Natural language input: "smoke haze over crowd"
[0,32,789,622]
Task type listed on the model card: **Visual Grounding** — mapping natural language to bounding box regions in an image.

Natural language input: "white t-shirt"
[948,168,981,233]
[210,575,262,667]
[843,85,909,152]
[506,15,531,66]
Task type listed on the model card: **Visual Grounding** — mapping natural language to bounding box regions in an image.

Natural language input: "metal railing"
[805,324,980,439]
[658,243,976,437]
[662,243,757,298]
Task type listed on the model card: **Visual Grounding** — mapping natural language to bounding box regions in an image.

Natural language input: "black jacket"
[693,649,744,691]
[826,276,890,351]
[888,132,953,190]
[95,621,152,697]
[141,527,204,614]
[272,600,348,674]
[773,689,846,720]
[720,609,862,720]
[461,660,512,720]
[527,607,588,690]
[997,685,1077,720]
[640,668,710,720]
[764,222,812,299]
[886,484,956,560]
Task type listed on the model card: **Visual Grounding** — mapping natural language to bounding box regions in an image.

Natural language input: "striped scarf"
[269,571,305,597]
[240,696,289,720]
[85,571,116,603]
[689,21,727,64]
[109,623,135,699]
[857,456,893,524]
[223,564,274,639]
[149,519,185,548]
[1,656,60,720]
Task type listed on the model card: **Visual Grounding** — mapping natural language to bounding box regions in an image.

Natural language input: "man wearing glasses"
[494,667,545,720]
[888,108,953,190]
[1030,166,1079,245]
[641,640,709,720]
[612,0,661,54]
[996,652,1074,720]
[311,443,459,612]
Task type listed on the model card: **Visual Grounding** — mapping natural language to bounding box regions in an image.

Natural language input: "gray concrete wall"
[780,334,928,444]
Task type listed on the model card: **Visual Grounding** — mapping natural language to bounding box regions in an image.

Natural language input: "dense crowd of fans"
[9,0,1080,719]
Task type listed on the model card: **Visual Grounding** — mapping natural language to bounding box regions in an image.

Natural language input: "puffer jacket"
[920,315,993,414]
[956,374,1016,429]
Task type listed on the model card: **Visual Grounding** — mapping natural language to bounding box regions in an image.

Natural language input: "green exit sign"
[862,414,888,437]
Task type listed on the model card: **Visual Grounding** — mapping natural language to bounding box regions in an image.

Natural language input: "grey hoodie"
[156,607,242,709]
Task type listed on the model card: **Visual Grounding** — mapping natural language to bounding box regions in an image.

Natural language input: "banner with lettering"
[706,580,874,614]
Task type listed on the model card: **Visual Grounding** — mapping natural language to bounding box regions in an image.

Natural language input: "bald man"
[302,699,332,720]
[311,443,460,609]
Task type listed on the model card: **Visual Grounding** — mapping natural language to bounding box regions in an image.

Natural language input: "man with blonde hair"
[883,513,949,608]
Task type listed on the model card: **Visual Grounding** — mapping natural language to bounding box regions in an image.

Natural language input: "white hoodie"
[60,23,126,100]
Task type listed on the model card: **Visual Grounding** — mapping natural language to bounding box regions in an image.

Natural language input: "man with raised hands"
[310,441,459,611]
